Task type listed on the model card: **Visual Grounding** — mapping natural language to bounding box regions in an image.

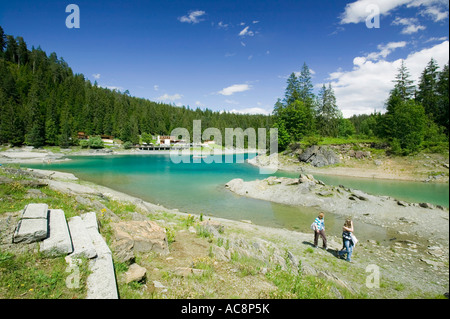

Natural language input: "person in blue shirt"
[313,212,327,249]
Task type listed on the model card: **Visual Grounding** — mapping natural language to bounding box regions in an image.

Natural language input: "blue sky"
[0,0,448,117]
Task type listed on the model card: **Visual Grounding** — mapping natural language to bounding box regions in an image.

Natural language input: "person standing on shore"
[338,218,355,262]
[313,212,327,249]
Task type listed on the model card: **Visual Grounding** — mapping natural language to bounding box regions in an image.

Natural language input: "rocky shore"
[248,146,450,183]
[225,174,449,247]
[1,166,448,298]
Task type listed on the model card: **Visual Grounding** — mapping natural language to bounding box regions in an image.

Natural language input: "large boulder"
[111,220,169,262]
[298,145,340,167]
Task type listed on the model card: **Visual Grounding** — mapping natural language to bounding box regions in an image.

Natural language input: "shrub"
[79,139,89,148]
[79,136,104,149]
[123,141,133,150]
[89,136,104,149]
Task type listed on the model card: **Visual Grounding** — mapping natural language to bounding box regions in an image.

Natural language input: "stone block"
[86,253,118,299]
[40,209,73,257]
[13,218,48,243]
[68,216,97,259]
[21,203,48,219]
[81,212,99,231]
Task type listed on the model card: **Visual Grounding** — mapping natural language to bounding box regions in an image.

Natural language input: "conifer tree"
[298,62,315,108]
[317,83,340,137]
[416,58,440,120]
[0,26,6,54]
[393,60,415,101]
[283,73,300,106]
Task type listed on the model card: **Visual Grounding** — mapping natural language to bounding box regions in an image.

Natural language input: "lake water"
[24,154,449,244]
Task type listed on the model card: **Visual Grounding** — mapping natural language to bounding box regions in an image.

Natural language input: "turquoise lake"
[25,154,449,244]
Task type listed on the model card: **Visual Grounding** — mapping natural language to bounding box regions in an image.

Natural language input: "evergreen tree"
[273,120,291,151]
[390,100,427,155]
[316,83,340,137]
[393,60,415,101]
[436,63,449,135]
[298,62,315,107]
[272,98,284,117]
[280,100,315,141]
[416,58,439,121]
[16,36,28,67]
[338,118,355,138]
[0,26,6,54]
[5,35,18,63]
[283,73,300,106]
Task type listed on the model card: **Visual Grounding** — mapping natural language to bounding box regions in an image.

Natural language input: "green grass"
[0,184,91,219]
[0,250,89,299]
[317,136,384,146]
[264,265,356,299]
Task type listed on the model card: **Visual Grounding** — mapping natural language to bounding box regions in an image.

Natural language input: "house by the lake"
[157,135,175,145]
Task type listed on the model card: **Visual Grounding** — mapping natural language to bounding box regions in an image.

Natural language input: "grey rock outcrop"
[298,145,340,167]
[110,220,169,263]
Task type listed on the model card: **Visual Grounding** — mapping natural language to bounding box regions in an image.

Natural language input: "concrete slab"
[40,209,73,257]
[13,218,48,243]
[83,211,118,299]
[68,216,97,259]
[81,212,98,231]
[21,203,48,219]
[86,253,118,299]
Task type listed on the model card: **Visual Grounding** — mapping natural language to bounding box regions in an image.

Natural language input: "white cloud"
[364,41,408,61]
[92,73,101,80]
[157,93,183,101]
[420,5,449,21]
[328,41,449,117]
[240,41,246,47]
[178,10,206,24]
[340,0,411,24]
[153,85,159,91]
[392,17,426,34]
[218,84,251,96]
[239,26,255,37]
[218,21,229,29]
[252,20,260,24]
[425,36,448,42]
[340,0,448,24]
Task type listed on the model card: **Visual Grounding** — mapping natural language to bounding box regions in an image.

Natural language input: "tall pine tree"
[416,58,439,121]
[317,83,340,137]
[283,73,299,106]
[393,60,415,101]
[298,62,315,108]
